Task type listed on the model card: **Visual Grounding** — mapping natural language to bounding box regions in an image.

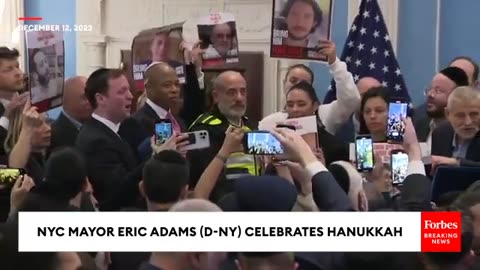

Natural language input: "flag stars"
[384,50,390,57]
[351,24,357,32]
[382,65,389,73]
[375,15,380,22]
[345,56,352,63]
[348,41,354,48]
[395,68,401,76]
[358,43,365,51]
[355,59,362,67]
[363,10,370,18]
[371,46,377,54]
[360,27,367,35]
[369,62,376,70]
[353,74,360,82]
[382,81,388,87]
[384,34,390,41]
[373,30,380,38]
[394,84,402,91]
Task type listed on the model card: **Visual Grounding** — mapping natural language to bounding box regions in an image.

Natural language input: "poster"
[259,115,318,150]
[132,22,186,92]
[270,0,333,61]
[197,12,239,68]
[26,30,65,112]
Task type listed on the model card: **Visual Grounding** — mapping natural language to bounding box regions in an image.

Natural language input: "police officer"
[187,70,258,201]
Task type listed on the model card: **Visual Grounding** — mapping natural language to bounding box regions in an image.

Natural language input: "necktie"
[166,111,181,134]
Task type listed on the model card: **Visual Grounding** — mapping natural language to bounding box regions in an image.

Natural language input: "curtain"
[0,0,25,70]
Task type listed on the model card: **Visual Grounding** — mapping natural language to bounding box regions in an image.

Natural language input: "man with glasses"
[413,66,469,147]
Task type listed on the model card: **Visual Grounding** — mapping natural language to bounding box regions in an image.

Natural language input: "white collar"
[146,98,168,119]
[92,113,120,134]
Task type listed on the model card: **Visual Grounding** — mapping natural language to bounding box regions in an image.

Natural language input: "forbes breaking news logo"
[421,211,462,252]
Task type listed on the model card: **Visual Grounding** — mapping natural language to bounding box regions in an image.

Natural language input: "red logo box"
[421,211,461,252]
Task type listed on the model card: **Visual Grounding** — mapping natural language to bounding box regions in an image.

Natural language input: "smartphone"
[386,101,408,142]
[182,130,210,151]
[391,149,409,186]
[155,120,172,145]
[276,124,296,131]
[244,131,284,155]
[0,168,26,186]
[355,135,374,172]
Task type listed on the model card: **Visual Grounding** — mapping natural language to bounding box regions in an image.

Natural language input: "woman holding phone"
[283,81,349,165]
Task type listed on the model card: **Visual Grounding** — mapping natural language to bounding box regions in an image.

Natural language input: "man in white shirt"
[259,41,360,136]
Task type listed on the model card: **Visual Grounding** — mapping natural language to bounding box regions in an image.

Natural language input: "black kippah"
[439,66,469,86]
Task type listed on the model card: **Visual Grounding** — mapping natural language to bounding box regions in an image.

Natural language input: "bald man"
[187,70,256,201]
[335,77,381,142]
[49,76,91,154]
[119,61,204,158]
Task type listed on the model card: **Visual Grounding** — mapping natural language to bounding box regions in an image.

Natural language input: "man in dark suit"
[119,61,204,157]
[49,76,92,155]
[431,86,480,168]
[414,65,471,143]
[76,68,144,211]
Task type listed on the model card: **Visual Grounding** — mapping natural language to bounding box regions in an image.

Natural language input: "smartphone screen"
[386,101,408,141]
[245,132,284,155]
[0,168,25,185]
[155,120,172,145]
[391,150,409,185]
[355,136,374,172]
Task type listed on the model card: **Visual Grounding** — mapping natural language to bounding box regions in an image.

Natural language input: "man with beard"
[413,66,469,147]
[187,71,257,201]
[280,0,323,48]
[431,86,480,168]
[203,23,238,60]
[29,49,63,104]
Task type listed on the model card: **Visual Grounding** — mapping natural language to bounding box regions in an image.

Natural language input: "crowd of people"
[0,11,479,270]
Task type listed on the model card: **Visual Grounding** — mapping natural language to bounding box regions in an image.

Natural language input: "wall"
[24,0,76,118]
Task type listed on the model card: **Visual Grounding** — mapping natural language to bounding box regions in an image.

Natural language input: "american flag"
[323,0,411,104]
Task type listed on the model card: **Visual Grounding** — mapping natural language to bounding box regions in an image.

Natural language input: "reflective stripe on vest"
[225,152,258,180]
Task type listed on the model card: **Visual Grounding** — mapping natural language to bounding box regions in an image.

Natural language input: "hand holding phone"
[391,149,409,185]
[0,168,26,186]
[386,101,408,142]
[355,135,374,172]
[155,120,173,145]
[244,131,284,155]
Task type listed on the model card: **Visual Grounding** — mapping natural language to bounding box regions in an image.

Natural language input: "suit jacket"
[75,118,145,211]
[48,112,80,155]
[412,103,433,142]
[431,121,480,167]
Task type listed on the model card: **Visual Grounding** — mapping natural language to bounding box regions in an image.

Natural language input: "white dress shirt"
[92,113,120,134]
[259,57,361,135]
[145,98,168,119]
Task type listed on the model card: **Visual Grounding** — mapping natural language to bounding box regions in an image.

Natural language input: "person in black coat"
[49,76,91,154]
[76,68,145,211]
[431,86,480,169]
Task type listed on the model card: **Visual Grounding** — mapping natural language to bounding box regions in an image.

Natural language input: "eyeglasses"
[424,87,446,96]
